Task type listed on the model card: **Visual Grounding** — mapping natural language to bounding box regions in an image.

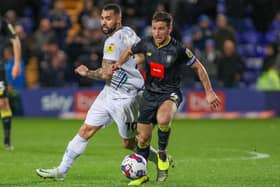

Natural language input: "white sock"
[57,134,88,175]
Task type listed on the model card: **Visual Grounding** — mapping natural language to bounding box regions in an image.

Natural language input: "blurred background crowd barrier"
[0,0,279,117]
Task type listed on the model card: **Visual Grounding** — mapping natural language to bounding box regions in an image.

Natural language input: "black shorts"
[138,90,182,125]
[0,69,8,98]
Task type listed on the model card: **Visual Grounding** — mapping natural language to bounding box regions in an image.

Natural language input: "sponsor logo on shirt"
[170,92,179,103]
[150,62,164,79]
[166,55,173,64]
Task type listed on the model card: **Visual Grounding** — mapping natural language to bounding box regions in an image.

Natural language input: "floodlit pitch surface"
[0,118,279,186]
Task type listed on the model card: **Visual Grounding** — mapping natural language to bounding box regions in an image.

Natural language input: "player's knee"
[137,134,151,145]
[157,113,172,126]
[122,139,135,150]
[0,99,7,109]
[79,125,98,139]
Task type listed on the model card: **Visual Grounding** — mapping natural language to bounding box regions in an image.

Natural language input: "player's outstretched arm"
[75,59,113,80]
[191,60,221,110]
[10,36,21,79]
[112,47,133,71]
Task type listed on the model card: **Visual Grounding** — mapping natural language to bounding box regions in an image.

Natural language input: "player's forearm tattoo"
[86,59,113,80]
[86,68,104,80]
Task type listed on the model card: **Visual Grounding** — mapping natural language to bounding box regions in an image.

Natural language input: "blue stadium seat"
[243,57,263,86]
[21,18,34,36]
[264,31,279,43]
[238,44,265,58]
[242,31,261,44]
[236,31,244,44]
[243,18,256,31]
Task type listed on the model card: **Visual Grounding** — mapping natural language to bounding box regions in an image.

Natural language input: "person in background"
[0,17,21,150]
[217,40,245,88]
[256,61,280,91]
[212,14,237,52]
[4,46,25,90]
[48,0,72,49]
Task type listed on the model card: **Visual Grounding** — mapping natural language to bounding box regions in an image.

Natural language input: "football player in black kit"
[0,17,21,150]
[113,11,220,185]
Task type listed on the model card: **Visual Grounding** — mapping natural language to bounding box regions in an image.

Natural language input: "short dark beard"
[102,25,117,35]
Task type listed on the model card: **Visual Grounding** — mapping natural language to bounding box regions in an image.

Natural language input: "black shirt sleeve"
[180,46,197,66]
[131,39,146,54]
[1,18,16,39]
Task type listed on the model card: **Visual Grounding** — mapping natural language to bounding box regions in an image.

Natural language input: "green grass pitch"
[0,118,279,187]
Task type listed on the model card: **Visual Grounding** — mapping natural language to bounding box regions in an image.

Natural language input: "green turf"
[0,118,279,187]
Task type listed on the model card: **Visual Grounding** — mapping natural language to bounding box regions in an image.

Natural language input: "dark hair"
[102,3,121,16]
[152,11,173,27]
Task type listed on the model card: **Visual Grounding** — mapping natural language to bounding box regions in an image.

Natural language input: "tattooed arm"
[75,59,114,80]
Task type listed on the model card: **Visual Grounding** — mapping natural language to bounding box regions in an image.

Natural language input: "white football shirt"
[103,26,144,98]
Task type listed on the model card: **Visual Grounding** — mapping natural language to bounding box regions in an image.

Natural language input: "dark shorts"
[138,90,182,125]
[0,69,8,98]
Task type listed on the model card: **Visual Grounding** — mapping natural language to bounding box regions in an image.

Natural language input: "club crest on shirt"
[105,43,115,53]
[170,92,178,102]
[166,55,173,64]
[185,48,193,58]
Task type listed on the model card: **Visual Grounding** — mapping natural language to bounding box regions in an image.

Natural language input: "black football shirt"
[131,36,197,94]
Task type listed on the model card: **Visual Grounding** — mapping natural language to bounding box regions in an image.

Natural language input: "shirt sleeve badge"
[185,48,194,58]
[105,43,115,53]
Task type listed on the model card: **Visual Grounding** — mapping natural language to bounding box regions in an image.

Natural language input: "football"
[121,153,147,179]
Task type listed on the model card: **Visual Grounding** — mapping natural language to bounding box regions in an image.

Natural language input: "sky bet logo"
[41,93,73,112]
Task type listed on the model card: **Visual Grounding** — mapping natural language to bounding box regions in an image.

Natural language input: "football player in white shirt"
[36,3,159,181]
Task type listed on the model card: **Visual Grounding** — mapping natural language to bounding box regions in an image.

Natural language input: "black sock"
[158,150,167,161]
[158,128,171,152]
[136,144,150,161]
[2,117,11,145]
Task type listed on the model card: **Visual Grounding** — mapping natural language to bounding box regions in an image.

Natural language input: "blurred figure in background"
[262,42,280,74]
[48,0,72,49]
[40,51,67,87]
[198,39,220,86]
[213,14,237,53]
[4,46,25,116]
[217,40,245,88]
[4,46,25,90]
[256,60,280,91]
[78,0,96,29]
[0,16,21,150]
[15,25,30,65]
[32,18,56,57]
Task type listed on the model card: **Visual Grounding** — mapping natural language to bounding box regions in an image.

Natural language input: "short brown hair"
[152,11,173,27]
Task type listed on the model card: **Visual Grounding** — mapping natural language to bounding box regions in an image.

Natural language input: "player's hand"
[75,65,88,77]
[12,64,20,79]
[206,90,221,110]
[111,63,121,72]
